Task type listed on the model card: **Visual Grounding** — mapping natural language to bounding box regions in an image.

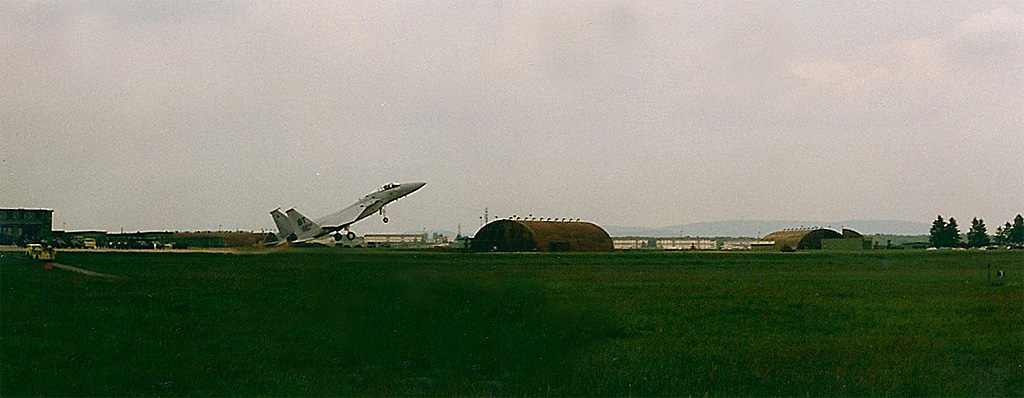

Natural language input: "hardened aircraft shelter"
[471,220,614,252]
[756,228,870,251]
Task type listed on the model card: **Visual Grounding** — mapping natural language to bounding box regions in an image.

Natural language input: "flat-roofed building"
[0,208,53,245]
[655,238,717,250]
[364,233,427,247]
[722,239,757,250]
[613,237,651,250]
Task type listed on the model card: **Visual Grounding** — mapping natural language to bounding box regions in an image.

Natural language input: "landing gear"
[380,206,388,224]
[334,231,357,241]
[382,217,389,224]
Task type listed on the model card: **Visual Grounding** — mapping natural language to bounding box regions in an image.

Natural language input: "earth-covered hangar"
[471,220,614,252]
[755,228,870,251]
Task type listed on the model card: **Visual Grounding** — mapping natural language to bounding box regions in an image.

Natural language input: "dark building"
[821,229,872,250]
[0,208,53,245]
[471,220,614,252]
[757,227,870,251]
[760,228,842,251]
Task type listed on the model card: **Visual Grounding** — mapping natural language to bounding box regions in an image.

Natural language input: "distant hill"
[604,220,930,238]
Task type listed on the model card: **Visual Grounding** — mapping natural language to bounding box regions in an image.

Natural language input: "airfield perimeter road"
[43,262,126,279]
[0,245,238,254]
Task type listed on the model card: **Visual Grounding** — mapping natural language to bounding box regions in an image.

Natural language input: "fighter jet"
[269,181,426,245]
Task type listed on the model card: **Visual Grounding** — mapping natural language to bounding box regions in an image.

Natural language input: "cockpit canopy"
[365,183,400,197]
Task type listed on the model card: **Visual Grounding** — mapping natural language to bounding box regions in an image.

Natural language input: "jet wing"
[314,196,383,229]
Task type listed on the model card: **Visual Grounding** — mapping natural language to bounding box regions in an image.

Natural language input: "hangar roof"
[761,228,844,250]
[472,220,613,252]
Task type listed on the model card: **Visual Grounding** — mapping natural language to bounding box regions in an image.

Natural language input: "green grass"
[2,249,1021,396]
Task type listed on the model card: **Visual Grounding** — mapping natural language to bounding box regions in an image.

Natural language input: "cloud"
[788,56,890,92]
[2,2,1021,230]
[951,5,1024,71]
[788,37,953,93]
[956,5,1024,39]
[788,5,1023,98]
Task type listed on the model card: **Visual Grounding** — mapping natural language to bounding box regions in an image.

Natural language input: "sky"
[2,1,1022,234]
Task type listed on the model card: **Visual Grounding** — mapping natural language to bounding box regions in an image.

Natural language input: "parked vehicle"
[70,237,97,249]
[25,244,56,260]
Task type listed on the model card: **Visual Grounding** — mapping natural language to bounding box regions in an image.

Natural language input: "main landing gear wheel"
[382,217,389,223]
[333,233,343,241]
[347,231,356,240]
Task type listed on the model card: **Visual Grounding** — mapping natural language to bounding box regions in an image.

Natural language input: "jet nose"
[407,181,426,192]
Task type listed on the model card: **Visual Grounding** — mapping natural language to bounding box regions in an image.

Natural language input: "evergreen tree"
[967,217,990,248]
[946,217,961,247]
[929,215,947,248]
[1011,214,1024,244]
[995,222,1012,245]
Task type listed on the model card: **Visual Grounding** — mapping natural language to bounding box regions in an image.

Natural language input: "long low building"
[612,237,718,250]
[721,239,758,250]
[613,237,651,250]
[363,233,427,247]
[654,238,717,250]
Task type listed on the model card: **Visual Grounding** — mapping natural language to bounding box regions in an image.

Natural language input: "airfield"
[2,248,1021,396]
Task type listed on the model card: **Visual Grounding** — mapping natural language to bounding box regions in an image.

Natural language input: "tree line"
[929,214,1023,248]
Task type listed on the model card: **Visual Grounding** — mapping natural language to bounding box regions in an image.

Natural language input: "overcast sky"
[2,1,1022,234]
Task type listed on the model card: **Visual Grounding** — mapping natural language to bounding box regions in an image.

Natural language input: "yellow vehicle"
[26,244,57,260]
[71,236,97,249]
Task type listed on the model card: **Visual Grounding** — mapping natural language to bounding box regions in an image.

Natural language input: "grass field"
[2,249,1021,396]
